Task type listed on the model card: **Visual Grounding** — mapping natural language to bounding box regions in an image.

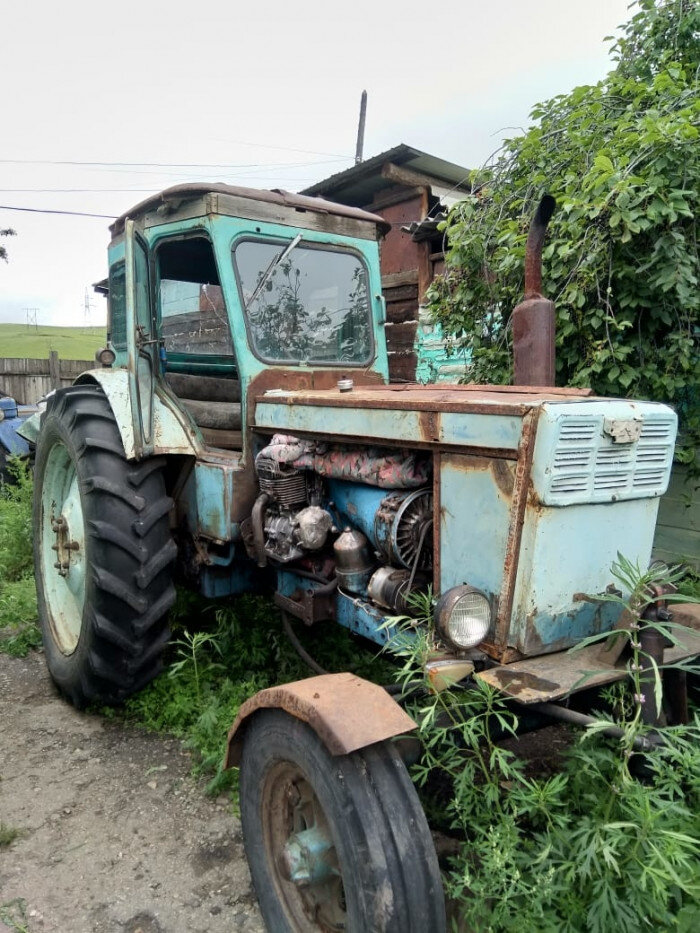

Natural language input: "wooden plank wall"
[653,465,700,569]
[382,270,419,382]
[0,357,94,404]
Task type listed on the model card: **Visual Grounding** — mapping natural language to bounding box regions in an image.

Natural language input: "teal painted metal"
[438,453,513,602]
[200,561,257,599]
[75,369,198,461]
[255,401,522,451]
[438,398,677,658]
[192,461,240,543]
[37,440,86,655]
[511,495,662,654]
[525,601,622,656]
[278,571,411,647]
[146,213,390,385]
[532,400,677,505]
[439,411,521,449]
[284,827,335,886]
[335,590,410,647]
[91,191,681,672]
[327,479,391,556]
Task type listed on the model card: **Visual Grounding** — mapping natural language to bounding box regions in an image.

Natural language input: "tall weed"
[386,560,700,930]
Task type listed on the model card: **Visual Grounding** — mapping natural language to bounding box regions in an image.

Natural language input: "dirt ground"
[0,651,264,933]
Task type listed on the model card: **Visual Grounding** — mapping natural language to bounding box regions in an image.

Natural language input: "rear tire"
[33,384,176,707]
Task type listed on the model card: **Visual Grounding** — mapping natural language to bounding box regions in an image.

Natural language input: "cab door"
[125,219,156,458]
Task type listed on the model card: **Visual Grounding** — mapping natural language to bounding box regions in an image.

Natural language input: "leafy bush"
[0,459,34,584]
[0,461,39,657]
[389,560,700,931]
[427,0,699,464]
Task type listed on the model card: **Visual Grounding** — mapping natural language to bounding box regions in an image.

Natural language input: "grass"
[0,823,20,847]
[0,898,30,933]
[0,461,39,657]
[0,323,105,361]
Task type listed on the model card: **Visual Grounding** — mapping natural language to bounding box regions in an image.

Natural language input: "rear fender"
[224,672,417,767]
[75,369,198,460]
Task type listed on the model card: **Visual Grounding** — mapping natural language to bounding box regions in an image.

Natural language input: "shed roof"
[300,144,471,207]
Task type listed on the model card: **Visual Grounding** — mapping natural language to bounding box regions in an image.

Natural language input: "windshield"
[233,239,373,364]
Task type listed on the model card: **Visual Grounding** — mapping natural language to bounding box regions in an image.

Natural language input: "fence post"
[48,350,61,390]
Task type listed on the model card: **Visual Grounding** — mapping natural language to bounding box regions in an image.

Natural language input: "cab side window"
[157,237,234,357]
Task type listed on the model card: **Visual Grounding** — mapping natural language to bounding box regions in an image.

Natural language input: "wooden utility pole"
[355,90,367,165]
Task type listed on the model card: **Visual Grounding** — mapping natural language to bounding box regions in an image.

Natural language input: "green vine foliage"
[427,0,699,465]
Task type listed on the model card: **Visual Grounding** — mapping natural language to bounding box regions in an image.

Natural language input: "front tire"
[239,709,446,933]
[33,384,176,707]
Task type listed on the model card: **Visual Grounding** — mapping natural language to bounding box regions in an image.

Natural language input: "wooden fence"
[0,353,94,405]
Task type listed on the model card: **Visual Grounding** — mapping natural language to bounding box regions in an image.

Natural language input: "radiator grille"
[545,415,675,505]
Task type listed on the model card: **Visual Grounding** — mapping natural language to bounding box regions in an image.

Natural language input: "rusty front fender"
[224,672,417,768]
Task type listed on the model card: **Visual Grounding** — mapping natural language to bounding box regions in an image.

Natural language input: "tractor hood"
[253,382,597,453]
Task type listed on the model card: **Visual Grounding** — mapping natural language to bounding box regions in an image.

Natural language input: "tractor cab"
[102,183,390,460]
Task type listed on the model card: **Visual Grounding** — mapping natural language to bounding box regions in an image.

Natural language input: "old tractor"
[28,183,699,931]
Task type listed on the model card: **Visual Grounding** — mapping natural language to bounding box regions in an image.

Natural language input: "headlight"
[434,586,491,649]
[97,346,116,367]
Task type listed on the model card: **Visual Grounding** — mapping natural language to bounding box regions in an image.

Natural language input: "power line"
[0,155,350,169]
[0,204,117,218]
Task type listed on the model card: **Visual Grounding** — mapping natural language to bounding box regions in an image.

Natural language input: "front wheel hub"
[282,826,335,886]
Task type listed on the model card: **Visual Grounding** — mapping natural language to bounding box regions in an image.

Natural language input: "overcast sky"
[0,0,633,328]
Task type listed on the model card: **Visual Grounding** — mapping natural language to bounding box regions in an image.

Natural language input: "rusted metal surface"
[432,449,441,592]
[249,386,592,430]
[273,579,337,625]
[492,409,539,655]
[524,195,555,297]
[253,383,593,420]
[224,673,417,768]
[369,195,424,277]
[512,298,556,387]
[247,368,384,425]
[512,195,557,387]
[476,620,700,703]
[110,183,392,237]
[670,602,700,629]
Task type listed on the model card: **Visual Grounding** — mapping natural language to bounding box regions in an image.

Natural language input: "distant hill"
[0,324,106,360]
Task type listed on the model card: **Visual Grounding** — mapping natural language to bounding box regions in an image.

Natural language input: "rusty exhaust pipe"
[512,194,556,386]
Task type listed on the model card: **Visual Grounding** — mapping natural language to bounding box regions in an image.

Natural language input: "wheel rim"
[39,440,87,654]
[261,762,346,931]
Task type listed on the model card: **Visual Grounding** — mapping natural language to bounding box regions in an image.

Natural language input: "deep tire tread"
[34,383,175,707]
[83,475,146,510]
[133,497,173,537]
[128,457,167,487]
[135,539,178,589]
[131,585,176,637]
[87,520,146,561]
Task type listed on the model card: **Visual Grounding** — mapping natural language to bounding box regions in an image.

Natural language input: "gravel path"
[0,651,264,933]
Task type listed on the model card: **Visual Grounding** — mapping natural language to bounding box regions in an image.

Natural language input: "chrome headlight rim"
[434,585,491,650]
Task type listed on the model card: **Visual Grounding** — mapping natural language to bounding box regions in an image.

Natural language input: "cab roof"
[110,183,391,237]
